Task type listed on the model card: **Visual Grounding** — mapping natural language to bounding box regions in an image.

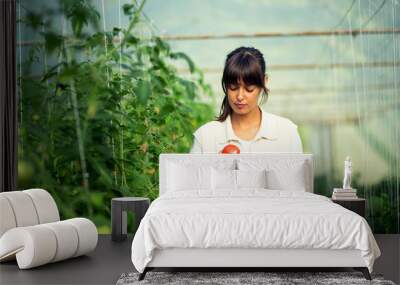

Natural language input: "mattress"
[131,189,381,273]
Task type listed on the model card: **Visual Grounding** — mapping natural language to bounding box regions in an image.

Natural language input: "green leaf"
[42,32,64,54]
[41,62,67,82]
[160,101,176,114]
[113,27,121,36]
[129,67,143,78]
[65,1,100,37]
[135,79,151,105]
[155,37,170,54]
[86,32,105,48]
[59,65,79,82]
[126,35,140,45]
[123,4,135,15]
[170,52,195,73]
[177,78,196,100]
[25,11,43,30]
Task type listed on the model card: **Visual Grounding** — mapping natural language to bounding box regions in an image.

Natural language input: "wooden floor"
[0,234,398,285]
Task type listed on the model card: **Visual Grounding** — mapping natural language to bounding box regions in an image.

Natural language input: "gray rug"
[116,271,396,285]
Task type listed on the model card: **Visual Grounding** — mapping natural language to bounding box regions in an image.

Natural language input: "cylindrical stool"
[111,197,150,242]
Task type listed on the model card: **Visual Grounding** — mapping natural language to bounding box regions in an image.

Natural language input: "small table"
[111,197,150,242]
[331,198,366,218]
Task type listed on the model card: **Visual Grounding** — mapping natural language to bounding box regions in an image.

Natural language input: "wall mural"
[17,0,399,233]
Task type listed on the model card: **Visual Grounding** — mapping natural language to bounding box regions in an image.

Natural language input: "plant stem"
[66,48,92,216]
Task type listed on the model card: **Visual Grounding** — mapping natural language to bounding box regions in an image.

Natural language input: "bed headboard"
[159,153,314,196]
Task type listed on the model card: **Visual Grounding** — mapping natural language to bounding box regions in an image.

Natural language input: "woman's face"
[227,79,262,115]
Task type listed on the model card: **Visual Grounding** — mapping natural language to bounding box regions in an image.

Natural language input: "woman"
[190,46,303,154]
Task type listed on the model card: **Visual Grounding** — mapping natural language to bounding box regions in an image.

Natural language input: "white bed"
[131,153,380,281]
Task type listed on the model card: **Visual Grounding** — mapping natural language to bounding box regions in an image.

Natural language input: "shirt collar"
[223,107,278,143]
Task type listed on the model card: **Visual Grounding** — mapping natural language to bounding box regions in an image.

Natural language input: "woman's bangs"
[224,57,263,88]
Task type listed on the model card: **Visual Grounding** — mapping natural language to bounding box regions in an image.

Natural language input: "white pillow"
[211,168,236,190]
[168,162,211,191]
[211,168,268,190]
[266,167,306,191]
[237,159,309,191]
[237,169,267,189]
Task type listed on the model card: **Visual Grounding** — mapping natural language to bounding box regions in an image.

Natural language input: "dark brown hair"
[216,46,269,122]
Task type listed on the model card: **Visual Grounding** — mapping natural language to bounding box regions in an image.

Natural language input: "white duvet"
[131,190,380,273]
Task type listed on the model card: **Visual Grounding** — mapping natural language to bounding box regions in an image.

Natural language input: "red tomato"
[221,144,240,154]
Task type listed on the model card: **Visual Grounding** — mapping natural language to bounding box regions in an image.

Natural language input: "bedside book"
[332,188,358,199]
[333,188,357,193]
[332,195,358,200]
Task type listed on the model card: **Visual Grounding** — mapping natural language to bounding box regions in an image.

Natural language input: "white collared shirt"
[190,107,303,153]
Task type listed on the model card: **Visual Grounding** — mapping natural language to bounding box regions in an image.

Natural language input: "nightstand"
[331,198,366,218]
[111,197,150,242]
